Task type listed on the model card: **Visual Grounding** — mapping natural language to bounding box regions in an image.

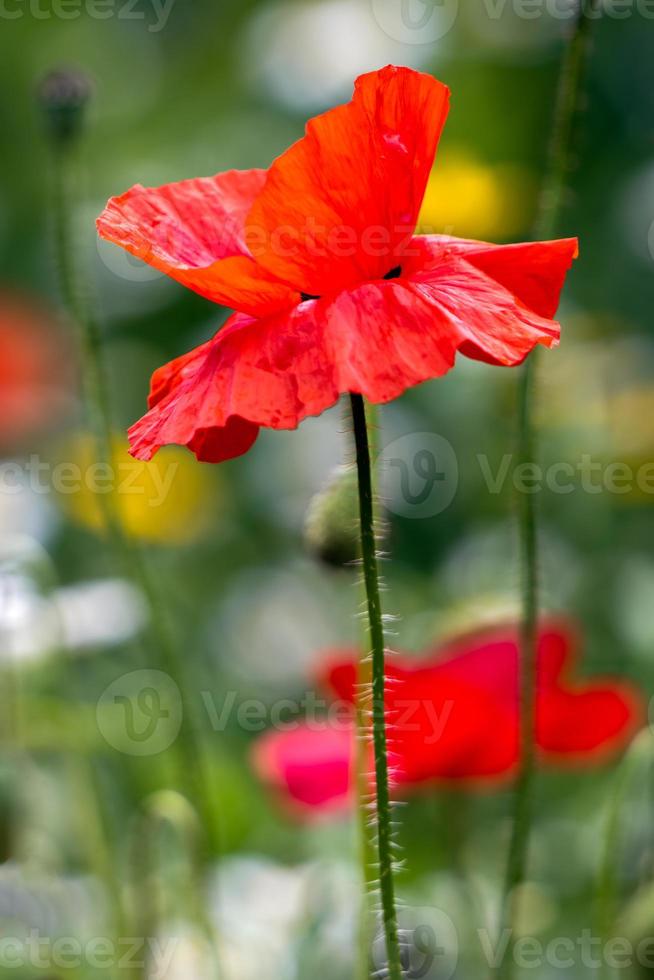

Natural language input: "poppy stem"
[355,667,378,980]
[496,5,601,977]
[354,402,382,980]
[350,392,403,980]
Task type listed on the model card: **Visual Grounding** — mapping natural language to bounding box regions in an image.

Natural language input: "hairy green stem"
[495,4,602,976]
[353,402,381,980]
[350,393,402,980]
[49,140,220,853]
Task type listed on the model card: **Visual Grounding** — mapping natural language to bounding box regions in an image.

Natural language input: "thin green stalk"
[596,733,649,980]
[48,125,220,853]
[495,4,602,976]
[356,649,378,980]
[68,756,126,980]
[350,393,402,980]
[352,401,381,980]
[130,791,223,980]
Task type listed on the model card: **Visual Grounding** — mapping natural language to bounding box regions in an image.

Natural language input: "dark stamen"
[300,266,402,303]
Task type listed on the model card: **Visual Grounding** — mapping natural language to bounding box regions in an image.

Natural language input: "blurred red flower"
[0,292,73,450]
[253,620,643,820]
[97,66,578,464]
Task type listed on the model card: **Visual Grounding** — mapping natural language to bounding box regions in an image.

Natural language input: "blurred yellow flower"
[57,433,217,544]
[417,149,536,241]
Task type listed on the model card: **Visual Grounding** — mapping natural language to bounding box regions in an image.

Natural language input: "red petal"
[410,235,579,319]
[537,685,643,759]
[246,66,450,296]
[252,722,355,819]
[321,619,643,785]
[126,305,340,461]
[386,668,518,783]
[128,243,571,462]
[96,170,300,317]
[418,621,573,711]
[128,323,261,463]
[317,267,560,403]
[323,653,518,783]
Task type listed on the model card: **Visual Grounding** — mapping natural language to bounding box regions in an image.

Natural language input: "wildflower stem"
[596,732,648,980]
[496,5,601,976]
[355,402,381,980]
[350,392,403,980]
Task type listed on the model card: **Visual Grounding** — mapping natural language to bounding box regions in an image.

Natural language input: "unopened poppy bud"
[38,68,92,144]
[304,465,387,568]
[304,465,360,567]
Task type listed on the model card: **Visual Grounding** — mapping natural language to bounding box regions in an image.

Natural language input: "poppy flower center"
[299,265,403,303]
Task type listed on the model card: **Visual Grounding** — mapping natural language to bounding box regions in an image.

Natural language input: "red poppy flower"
[96,66,578,463]
[0,292,74,449]
[252,620,643,820]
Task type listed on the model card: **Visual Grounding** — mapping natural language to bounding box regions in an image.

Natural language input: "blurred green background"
[0,0,653,977]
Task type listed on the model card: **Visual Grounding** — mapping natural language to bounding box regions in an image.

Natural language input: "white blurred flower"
[147,924,214,980]
[209,856,357,980]
[210,561,354,692]
[0,463,59,544]
[0,863,104,943]
[0,536,146,663]
[54,578,147,652]
[242,0,434,112]
[0,536,60,663]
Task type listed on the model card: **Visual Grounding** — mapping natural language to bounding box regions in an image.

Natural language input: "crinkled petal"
[319,265,561,402]
[128,253,567,462]
[128,322,261,463]
[97,170,300,317]
[127,304,342,461]
[409,234,579,319]
[246,66,450,295]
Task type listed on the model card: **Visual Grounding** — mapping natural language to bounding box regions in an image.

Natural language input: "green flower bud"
[37,68,92,144]
[304,464,387,568]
